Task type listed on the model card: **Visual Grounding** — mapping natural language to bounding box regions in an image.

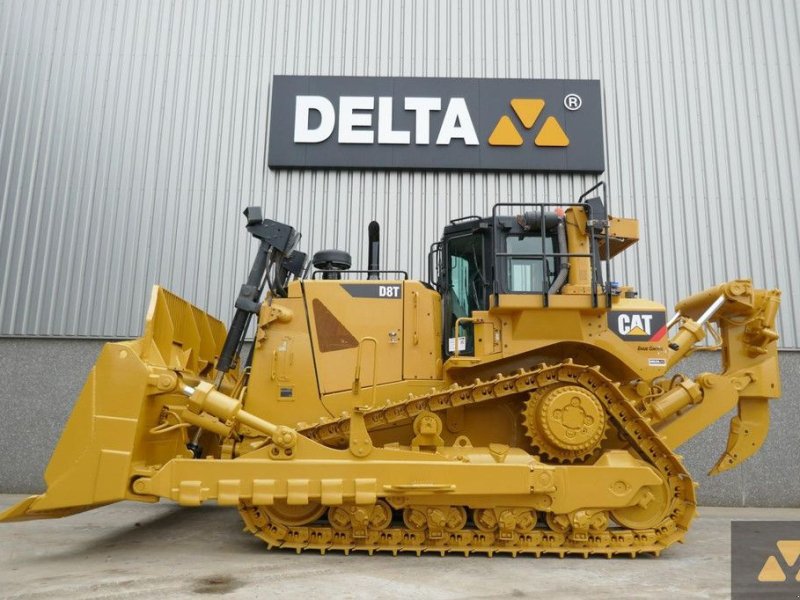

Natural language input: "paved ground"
[0,495,798,599]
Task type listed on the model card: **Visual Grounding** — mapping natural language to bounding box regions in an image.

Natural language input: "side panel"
[402,281,443,380]
[482,295,669,380]
[244,293,327,425]
[303,280,404,394]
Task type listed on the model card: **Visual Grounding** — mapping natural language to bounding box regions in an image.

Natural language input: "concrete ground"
[1,496,798,599]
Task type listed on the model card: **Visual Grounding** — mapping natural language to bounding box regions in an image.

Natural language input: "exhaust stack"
[367,221,380,279]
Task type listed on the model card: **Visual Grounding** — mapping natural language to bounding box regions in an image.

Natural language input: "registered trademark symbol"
[564,94,582,111]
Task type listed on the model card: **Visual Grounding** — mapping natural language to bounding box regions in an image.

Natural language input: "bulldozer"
[0,184,782,557]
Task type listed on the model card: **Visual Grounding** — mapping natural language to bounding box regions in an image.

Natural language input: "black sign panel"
[268,76,604,173]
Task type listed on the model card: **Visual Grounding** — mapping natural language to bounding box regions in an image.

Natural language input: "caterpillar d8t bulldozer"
[1,185,782,557]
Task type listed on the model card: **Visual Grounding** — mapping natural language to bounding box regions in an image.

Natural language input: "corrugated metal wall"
[1,0,798,347]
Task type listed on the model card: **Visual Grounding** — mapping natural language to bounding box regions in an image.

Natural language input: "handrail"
[453,317,483,357]
[578,181,612,308]
[352,337,378,409]
[490,189,612,309]
[495,251,593,258]
[427,241,443,288]
[311,269,408,280]
[449,215,482,225]
[578,180,605,203]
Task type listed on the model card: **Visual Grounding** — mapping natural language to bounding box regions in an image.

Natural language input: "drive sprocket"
[523,383,608,463]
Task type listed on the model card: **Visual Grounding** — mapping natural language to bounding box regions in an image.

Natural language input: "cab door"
[441,222,490,357]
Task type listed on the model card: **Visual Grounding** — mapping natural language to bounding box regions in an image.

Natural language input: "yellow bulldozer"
[1,184,782,557]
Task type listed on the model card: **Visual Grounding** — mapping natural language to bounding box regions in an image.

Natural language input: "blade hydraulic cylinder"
[181,382,297,449]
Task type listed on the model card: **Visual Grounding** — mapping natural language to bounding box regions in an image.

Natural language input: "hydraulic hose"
[216,239,271,377]
[548,218,569,295]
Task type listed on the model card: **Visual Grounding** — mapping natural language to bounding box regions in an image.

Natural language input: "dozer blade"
[0,341,154,522]
[0,495,103,522]
[0,286,227,523]
[710,397,771,475]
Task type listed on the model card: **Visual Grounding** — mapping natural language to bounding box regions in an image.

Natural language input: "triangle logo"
[758,555,787,582]
[488,115,523,146]
[777,540,800,567]
[627,326,648,336]
[534,116,569,147]
[510,98,545,128]
[487,99,569,148]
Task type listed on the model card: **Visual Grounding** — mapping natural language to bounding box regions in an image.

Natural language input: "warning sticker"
[448,337,467,352]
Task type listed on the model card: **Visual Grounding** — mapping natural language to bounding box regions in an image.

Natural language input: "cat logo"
[488,99,570,148]
[757,540,800,583]
[608,311,667,342]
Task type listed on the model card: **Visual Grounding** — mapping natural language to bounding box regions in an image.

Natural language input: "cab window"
[505,234,557,293]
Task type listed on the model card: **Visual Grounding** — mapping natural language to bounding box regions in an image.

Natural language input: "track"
[240,361,697,556]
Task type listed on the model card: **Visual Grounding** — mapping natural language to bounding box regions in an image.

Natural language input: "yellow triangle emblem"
[757,555,786,582]
[627,326,648,336]
[510,98,545,128]
[534,116,569,147]
[488,116,523,146]
[777,540,800,567]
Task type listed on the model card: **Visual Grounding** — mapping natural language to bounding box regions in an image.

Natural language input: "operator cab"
[431,197,609,358]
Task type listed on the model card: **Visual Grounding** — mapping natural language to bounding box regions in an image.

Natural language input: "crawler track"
[240,361,696,556]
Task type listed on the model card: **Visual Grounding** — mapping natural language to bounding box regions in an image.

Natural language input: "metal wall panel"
[1,0,798,347]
